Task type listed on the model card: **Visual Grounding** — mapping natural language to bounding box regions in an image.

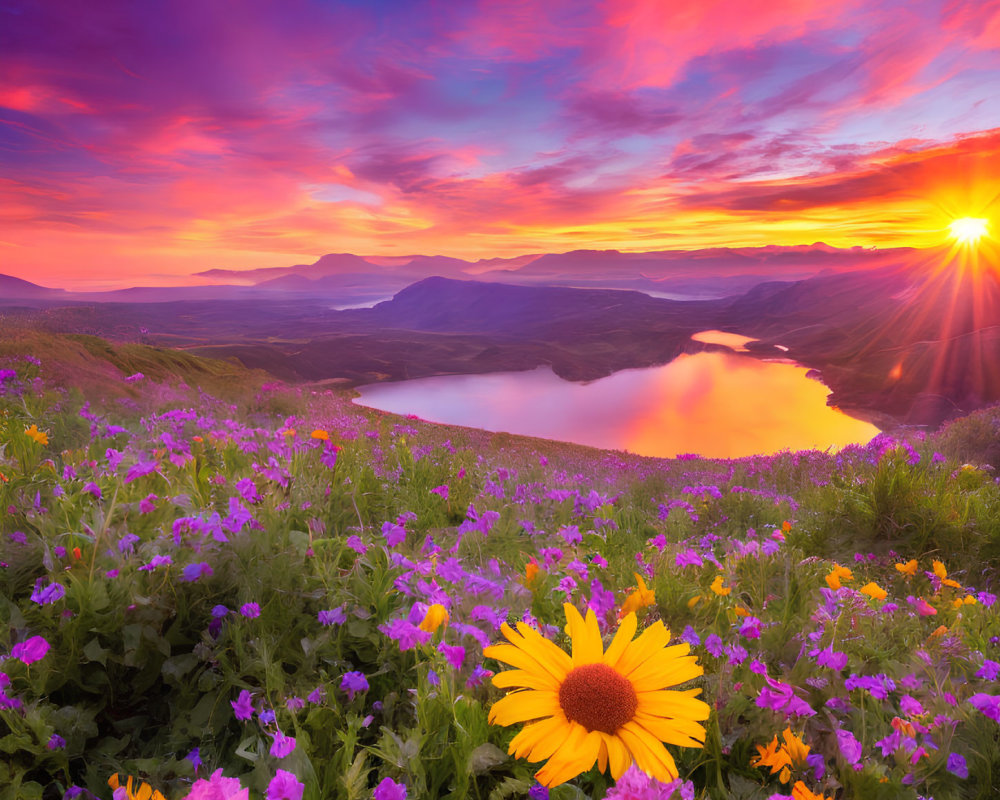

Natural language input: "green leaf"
[161,652,200,684]
[83,637,109,666]
[469,742,507,775]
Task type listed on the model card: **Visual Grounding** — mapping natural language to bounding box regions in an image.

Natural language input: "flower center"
[558,663,638,734]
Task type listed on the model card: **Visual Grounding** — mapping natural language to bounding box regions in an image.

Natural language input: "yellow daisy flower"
[484,603,710,787]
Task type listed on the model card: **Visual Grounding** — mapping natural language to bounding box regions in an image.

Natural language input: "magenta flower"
[756,676,815,718]
[739,616,763,639]
[379,619,431,651]
[10,635,50,665]
[836,729,862,764]
[240,602,261,618]
[139,494,158,513]
[231,690,254,721]
[346,535,368,555]
[269,730,296,759]
[604,765,694,799]
[438,642,465,670]
[815,646,848,671]
[430,485,449,500]
[373,778,407,800]
[185,768,248,800]
[970,693,1000,721]
[266,770,304,800]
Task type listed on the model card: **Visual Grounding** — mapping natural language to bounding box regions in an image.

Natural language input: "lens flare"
[948,217,989,246]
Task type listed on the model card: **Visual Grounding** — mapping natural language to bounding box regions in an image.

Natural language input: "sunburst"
[948,217,989,246]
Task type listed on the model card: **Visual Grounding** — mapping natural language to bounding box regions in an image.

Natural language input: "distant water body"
[353,332,880,459]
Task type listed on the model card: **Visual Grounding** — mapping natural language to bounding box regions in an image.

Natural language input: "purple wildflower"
[373,777,407,800]
[439,642,465,670]
[340,671,370,701]
[430,484,449,500]
[240,602,261,618]
[704,634,724,658]
[30,579,65,605]
[947,752,969,779]
[11,635,50,665]
[380,619,431,651]
[231,690,254,721]
[266,770,304,800]
[970,693,1000,721]
[836,729,863,764]
[977,659,1000,680]
[47,734,66,750]
[346,535,367,555]
[269,730,296,758]
[318,607,347,626]
[181,562,213,582]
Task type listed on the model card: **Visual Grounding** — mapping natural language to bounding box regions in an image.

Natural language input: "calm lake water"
[353,337,880,458]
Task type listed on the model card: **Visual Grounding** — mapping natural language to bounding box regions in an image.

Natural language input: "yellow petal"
[603,612,638,668]
[491,668,560,692]
[636,688,711,721]
[632,711,707,747]
[487,690,560,727]
[602,731,634,779]
[627,649,704,691]
[508,714,571,761]
[513,622,573,678]
[614,621,671,677]
[535,725,601,788]
[618,721,679,782]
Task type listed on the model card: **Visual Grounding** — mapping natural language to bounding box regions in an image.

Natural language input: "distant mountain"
[192,244,911,300]
[0,274,64,299]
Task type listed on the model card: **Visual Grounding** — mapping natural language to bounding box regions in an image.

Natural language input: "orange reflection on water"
[621,352,879,458]
[356,352,880,459]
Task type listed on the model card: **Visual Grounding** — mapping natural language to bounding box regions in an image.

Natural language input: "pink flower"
[11,635,50,665]
[269,730,296,758]
[266,770,304,800]
[183,768,249,800]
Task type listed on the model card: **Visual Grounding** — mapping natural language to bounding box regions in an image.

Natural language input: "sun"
[948,217,989,246]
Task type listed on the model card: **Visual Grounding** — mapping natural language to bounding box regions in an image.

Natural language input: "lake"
[353,337,880,458]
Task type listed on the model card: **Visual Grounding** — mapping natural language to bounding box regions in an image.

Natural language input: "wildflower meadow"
[2,341,1000,800]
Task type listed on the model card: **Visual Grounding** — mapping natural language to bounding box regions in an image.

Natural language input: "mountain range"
[1,244,996,429]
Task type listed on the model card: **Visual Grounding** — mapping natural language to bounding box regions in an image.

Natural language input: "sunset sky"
[2,0,999,287]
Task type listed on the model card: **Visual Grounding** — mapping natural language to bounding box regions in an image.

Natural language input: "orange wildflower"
[932,560,962,589]
[311,429,330,440]
[620,573,656,617]
[859,582,887,601]
[710,575,731,596]
[895,559,918,577]
[927,625,949,641]
[24,424,49,445]
[418,603,449,632]
[524,559,540,585]
[782,520,792,533]
[108,774,167,800]
[72,546,82,561]
[791,781,832,800]
[751,728,810,783]
[825,564,853,590]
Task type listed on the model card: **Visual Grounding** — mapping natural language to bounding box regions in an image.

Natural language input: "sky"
[2,0,999,287]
